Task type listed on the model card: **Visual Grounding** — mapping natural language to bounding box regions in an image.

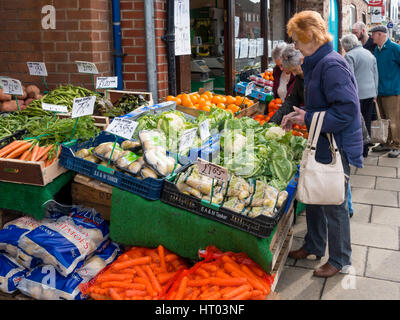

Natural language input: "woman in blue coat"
[282,11,363,278]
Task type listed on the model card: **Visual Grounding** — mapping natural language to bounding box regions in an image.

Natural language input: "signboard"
[75,61,99,74]
[179,127,197,153]
[71,96,96,118]
[42,102,68,113]
[371,6,383,23]
[174,0,191,56]
[27,62,48,77]
[197,158,229,182]
[96,76,118,89]
[248,39,257,58]
[239,38,249,58]
[256,38,264,57]
[106,118,138,140]
[387,22,394,29]
[0,78,23,96]
[368,0,383,6]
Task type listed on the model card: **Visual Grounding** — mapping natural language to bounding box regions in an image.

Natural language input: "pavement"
[275,149,400,300]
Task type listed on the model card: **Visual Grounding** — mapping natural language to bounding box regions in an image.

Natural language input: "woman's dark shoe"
[288,247,321,260]
[313,262,340,278]
[371,144,391,152]
[388,149,400,158]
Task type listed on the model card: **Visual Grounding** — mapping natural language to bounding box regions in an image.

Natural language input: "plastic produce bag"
[17,201,110,277]
[0,253,28,294]
[16,241,121,300]
[0,216,44,269]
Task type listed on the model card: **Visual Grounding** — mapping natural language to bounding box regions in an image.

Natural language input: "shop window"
[349,5,356,32]
[362,12,366,24]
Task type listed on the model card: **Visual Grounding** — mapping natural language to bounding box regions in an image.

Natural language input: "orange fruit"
[175,98,182,105]
[200,93,211,102]
[166,95,176,101]
[227,104,240,113]
[275,98,282,104]
[212,95,223,105]
[198,97,207,106]
[235,96,245,106]
[201,105,211,112]
[190,94,199,104]
[217,103,226,109]
[225,95,236,105]
[203,91,213,99]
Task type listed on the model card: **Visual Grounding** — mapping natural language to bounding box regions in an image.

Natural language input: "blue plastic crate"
[59,131,190,201]
[285,166,299,213]
[187,133,220,162]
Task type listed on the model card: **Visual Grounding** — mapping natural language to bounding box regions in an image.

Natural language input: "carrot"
[187,278,210,287]
[208,277,248,287]
[190,288,201,300]
[216,270,231,279]
[158,245,167,272]
[109,288,123,300]
[125,289,147,297]
[194,268,209,278]
[158,271,178,284]
[175,276,188,300]
[0,140,25,157]
[201,264,218,273]
[250,294,267,300]
[249,265,265,278]
[231,291,252,300]
[201,291,221,300]
[34,144,53,162]
[134,267,157,297]
[19,149,31,161]
[240,265,268,291]
[90,293,111,300]
[223,284,252,299]
[5,142,32,159]
[96,273,132,282]
[29,144,40,161]
[144,265,162,293]
[112,256,152,270]
[249,290,265,298]
[100,281,142,289]
[165,254,178,262]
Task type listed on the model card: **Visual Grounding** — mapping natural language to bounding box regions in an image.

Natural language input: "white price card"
[179,127,197,153]
[248,39,257,58]
[239,38,249,58]
[0,77,23,96]
[199,119,210,142]
[235,38,240,59]
[27,62,48,76]
[42,102,68,113]
[256,38,264,57]
[106,118,139,140]
[96,76,118,89]
[197,158,229,182]
[71,96,96,118]
[75,61,99,74]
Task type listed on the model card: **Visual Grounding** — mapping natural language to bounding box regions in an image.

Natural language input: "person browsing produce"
[281,10,363,278]
[269,44,304,125]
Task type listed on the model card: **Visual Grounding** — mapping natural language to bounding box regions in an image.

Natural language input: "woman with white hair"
[341,33,378,158]
[271,42,296,102]
[269,44,304,124]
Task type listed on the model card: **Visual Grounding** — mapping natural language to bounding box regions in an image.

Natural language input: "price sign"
[197,158,229,182]
[96,76,118,89]
[71,96,96,118]
[106,118,138,140]
[42,102,68,113]
[245,82,255,96]
[0,78,23,96]
[75,61,99,74]
[27,62,48,76]
[199,119,210,141]
[179,127,197,153]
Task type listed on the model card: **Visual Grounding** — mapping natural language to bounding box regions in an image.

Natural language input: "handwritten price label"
[42,102,68,113]
[0,77,23,96]
[27,62,48,76]
[96,76,118,89]
[75,61,99,74]
[197,158,229,182]
[106,118,138,140]
[245,82,255,96]
[179,127,197,153]
[71,96,96,118]
[199,119,210,141]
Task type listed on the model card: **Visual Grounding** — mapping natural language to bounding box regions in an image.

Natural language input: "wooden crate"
[57,114,110,131]
[107,89,154,107]
[271,228,294,292]
[0,158,67,186]
[71,174,113,221]
[0,209,22,230]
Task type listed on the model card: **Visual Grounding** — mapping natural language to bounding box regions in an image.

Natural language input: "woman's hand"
[281,106,306,131]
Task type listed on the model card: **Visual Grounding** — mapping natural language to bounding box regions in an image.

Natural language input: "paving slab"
[363,157,378,166]
[350,165,357,175]
[350,222,399,250]
[378,156,400,168]
[321,275,400,300]
[366,248,400,282]
[293,214,307,239]
[349,175,376,189]
[275,266,325,300]
[356,165,397,178]
[350,203,371,223]
[375,177,400,192]
[351,187,398,207]
[371,206,400,226]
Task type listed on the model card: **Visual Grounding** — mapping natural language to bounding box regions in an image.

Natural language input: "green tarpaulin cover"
[0,171,75,220]
[110,187,281,273]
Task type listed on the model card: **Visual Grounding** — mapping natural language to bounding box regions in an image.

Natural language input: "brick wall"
[341,0,370,35]
[120,0,169,102]
[0,0,114,92]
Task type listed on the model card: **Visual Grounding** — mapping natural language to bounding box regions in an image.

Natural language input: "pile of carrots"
[166,91,254,114]
[164,247,274,300]
[292,124,308,138]
[81,245,188,300]
[0,139,60,167]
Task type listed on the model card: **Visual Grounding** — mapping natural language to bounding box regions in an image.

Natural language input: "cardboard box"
[0,158,67,186]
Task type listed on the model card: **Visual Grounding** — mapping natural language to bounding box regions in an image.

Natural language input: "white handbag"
[296,111,346,205]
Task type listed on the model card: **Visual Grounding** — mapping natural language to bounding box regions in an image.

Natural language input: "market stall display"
[0,85,42,113]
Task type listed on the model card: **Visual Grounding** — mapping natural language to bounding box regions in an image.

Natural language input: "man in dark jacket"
[352,21,377,54]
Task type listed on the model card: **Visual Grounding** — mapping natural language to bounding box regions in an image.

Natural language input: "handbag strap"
[306,112,321,148]
[374,100,382,120]
[310,111,326,149]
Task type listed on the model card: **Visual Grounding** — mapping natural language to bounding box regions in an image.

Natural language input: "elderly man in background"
[370,25,400,158]
[341,33,378,158]
[352,21,377,54]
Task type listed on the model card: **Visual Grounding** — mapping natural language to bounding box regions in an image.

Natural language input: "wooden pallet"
[270,228,294,292]
[71,174,113,221]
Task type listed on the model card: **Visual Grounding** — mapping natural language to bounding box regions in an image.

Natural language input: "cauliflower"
[265,126,286,140]
[224,133,247,154]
